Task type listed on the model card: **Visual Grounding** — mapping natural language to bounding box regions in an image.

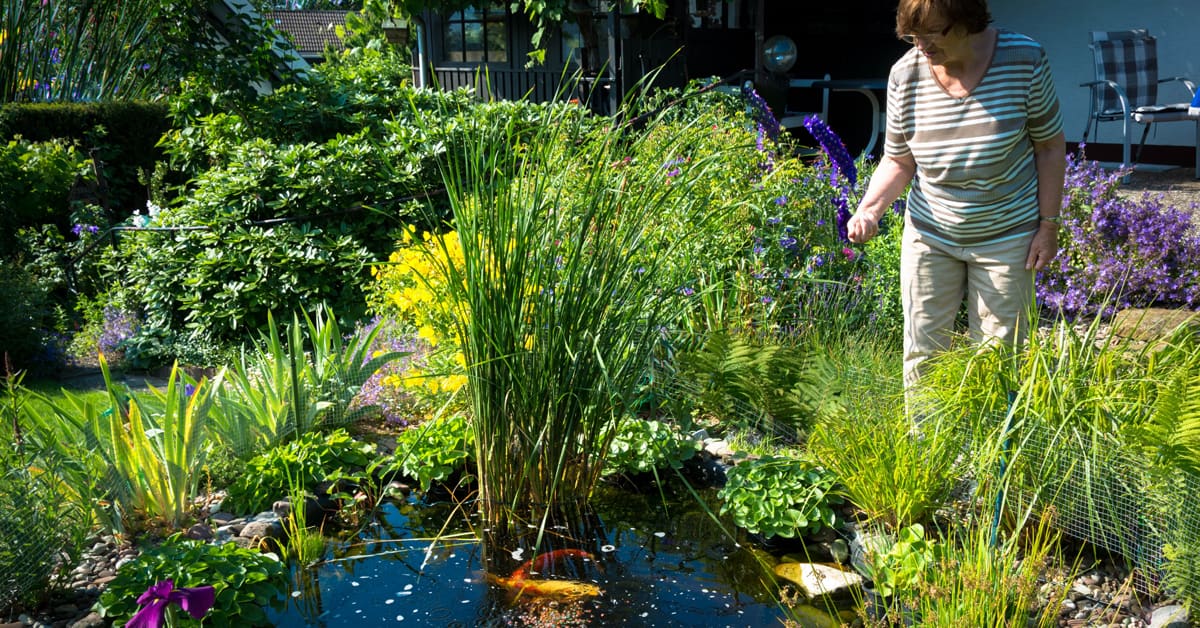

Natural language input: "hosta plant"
[221,428,374,516]
[717,454,841,539]
[373,413,473,492]
[602,418,701,478]
[97,533,287,628]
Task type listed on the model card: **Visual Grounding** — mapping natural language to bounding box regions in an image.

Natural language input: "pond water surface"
[266,480,797,627]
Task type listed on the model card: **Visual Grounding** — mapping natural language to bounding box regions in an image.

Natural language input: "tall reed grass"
[413,91,733,527]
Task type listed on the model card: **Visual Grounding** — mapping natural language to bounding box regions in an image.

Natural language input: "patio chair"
[1080,29,1199,179]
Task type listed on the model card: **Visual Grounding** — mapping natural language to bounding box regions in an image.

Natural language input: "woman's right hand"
[847,213,879,244]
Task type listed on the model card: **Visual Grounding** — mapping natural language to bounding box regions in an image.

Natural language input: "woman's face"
[903,16,967,65]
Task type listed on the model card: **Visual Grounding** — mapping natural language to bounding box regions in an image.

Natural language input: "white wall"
[990,0,1199,148]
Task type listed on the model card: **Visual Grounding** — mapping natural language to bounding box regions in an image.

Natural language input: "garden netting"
[5,362,1200,612]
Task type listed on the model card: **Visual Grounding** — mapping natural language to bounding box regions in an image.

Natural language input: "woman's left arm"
[1025,131,1066,271]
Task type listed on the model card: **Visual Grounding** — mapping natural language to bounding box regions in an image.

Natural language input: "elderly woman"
[847,0,1066,395]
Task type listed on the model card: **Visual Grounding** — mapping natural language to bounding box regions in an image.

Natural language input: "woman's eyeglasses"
[900,24,953,44]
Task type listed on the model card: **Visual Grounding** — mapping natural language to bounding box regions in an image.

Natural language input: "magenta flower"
[126,580,215,628]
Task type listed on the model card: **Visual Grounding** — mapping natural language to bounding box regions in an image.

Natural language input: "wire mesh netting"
[4,350,1200,612]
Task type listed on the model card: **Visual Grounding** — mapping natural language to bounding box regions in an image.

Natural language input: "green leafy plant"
[278,465,327,567]
[717,455,841,539]
[96,357,219,528]
[96,533,287,628]
[375,413,472,492]
[808,402,963,529]
[222,428,373,515]
[0,369,95,613]
[861,523,935,597]
[878,510,1068,627]
[669,330,844,440]
[209,308,405,454]
[603,418,700,478]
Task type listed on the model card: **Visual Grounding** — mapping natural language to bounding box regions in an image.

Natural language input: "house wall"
[990,0,1199,150]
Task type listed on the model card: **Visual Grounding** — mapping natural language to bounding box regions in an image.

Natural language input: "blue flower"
[803,115,857,188]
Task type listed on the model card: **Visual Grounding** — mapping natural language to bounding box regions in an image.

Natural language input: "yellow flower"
[443,374,468,391]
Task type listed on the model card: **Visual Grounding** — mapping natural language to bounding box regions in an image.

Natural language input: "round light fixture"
[762,35,797,74]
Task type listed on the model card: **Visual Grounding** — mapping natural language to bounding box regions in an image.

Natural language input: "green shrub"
[222,429,374,515]
[96,533,287,628]
[0,137,92,255]
[0,263,60,372]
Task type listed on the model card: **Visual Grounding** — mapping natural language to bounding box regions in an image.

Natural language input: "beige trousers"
[900,221,1035,389]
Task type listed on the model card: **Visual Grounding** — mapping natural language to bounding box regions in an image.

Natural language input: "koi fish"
[510,548,595,581]
[485,574,602,601]
[484,548,602,601]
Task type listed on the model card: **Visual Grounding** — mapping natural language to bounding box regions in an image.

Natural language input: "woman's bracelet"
[1039,215,1062,225]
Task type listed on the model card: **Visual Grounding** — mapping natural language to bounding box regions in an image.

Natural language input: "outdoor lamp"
[762,35,797,74]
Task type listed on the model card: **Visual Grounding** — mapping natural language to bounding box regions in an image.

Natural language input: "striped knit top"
[884,29,1064,246]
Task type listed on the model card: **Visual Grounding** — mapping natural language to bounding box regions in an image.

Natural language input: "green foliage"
[0,371,95,614]
[0,102,170,213]
[97,357,218,527]
[0,262,59,372]
[121,217,376,349]
[377,414,473,492]
[883,512,1065,627]
[603,418,700,477]
[668,330,844,439]
[96,533,287,628]
[222,428,373,516]
[862,523,935,597]
[0,137,92,253]
[717,455,841,539]
[209,309,406,453]
[808,405,963,529]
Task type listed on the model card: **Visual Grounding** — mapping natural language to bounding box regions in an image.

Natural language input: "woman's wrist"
[1039,214,1062,226]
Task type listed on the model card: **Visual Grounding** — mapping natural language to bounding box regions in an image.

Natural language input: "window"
[443,6,508,63]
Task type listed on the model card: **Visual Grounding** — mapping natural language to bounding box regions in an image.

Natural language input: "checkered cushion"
[1090,29,1159,115]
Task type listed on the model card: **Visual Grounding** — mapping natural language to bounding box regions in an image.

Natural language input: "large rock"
[1149,604,1189,628]
[774,562,864,599]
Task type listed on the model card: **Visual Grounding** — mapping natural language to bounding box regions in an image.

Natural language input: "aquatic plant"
[416,90,724,527]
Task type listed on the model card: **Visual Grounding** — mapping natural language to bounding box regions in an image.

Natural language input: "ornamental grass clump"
[413,91,728,527]
[1039,155,1200,318]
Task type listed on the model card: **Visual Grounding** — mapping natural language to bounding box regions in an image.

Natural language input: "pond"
[266,480,811,627]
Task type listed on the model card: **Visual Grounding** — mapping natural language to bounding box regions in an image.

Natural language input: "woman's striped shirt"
[884,30,1064,246]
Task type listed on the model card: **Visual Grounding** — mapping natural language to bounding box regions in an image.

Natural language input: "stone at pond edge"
[788,604,844,628]
[774,562,864,599]
[1149,604,1189,628]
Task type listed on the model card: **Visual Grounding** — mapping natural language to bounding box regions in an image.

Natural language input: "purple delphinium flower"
[740,84,781,142]
[833,195,852,244]
[803,115,857,188]
[127,580,215,628]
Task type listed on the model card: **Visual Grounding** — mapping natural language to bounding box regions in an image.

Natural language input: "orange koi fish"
[484,548,602,601]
